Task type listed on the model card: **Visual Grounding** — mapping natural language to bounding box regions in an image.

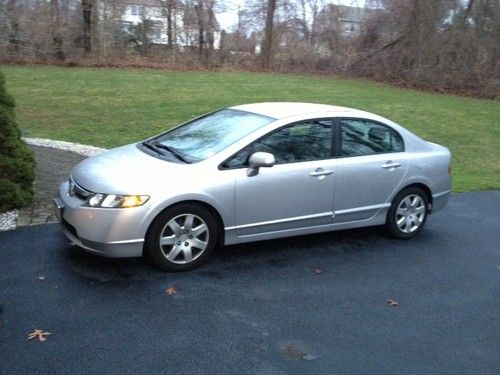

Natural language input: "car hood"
[72,143,189,194]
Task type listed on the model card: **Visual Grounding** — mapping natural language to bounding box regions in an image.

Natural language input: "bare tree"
[195,0,205,57]
[0,0,496,97]
[165,0,175,48]
[5,0,21,54]
[261,0,276,68]
[306,0,324,45]
[352,0,499,97]
[206,0,216,53]
[50,0,65,61]
[82,0,94,53]
[190,0,219,61]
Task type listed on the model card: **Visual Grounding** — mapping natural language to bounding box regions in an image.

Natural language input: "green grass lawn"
[2,65,499,192]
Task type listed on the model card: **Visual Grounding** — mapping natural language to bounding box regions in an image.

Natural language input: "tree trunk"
[461,0,476,26]
[261,0,276,69]
[82,0,93,53]
[167,0,174,49]
[488,0,500,73]
[6,0,20,53]
[140,15,149,56]
[206,2,215,59]
[195,0,205,59]
[50,0,65,61]
[299,0,310,42]
[92,0,102,60]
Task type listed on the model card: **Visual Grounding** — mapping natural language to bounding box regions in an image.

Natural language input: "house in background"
[308,3,379,58]
[99,1,371,56]
[120,0,170,44]
[116,0,221,49]
[316,4,377,39]
[337,5,369,37]
[249,4,376,58]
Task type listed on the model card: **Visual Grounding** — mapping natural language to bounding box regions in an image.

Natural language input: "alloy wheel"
[159,214,209,264]
[395,194,426,234]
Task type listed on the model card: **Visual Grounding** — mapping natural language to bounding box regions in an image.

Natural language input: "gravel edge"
[0,138,107,231]
[23,137,107,157]
[0,210,18,231]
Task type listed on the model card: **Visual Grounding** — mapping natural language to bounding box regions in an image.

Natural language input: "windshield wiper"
[151,141,191,164]
[142,141,162,155]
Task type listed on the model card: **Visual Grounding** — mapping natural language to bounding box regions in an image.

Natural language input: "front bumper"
[56,181,150,258]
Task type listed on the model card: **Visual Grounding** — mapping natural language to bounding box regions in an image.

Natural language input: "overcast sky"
[217,0,368,31]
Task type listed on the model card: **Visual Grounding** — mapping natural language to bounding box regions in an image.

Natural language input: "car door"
[221,119,337,236]
[333,118,408,223]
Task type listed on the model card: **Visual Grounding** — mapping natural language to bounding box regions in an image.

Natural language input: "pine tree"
[0,70,35,212]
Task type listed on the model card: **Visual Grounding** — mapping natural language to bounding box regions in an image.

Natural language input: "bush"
[0,70,35,212]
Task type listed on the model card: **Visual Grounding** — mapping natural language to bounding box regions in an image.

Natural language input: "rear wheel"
[386,187,428,239]
[145,203,218,271]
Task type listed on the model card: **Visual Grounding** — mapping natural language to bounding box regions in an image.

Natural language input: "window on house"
[130,5,142,16]
[151,26,162,40]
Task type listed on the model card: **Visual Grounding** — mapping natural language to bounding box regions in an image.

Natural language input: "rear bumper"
[55,181,148,258]
[431,189,451,213]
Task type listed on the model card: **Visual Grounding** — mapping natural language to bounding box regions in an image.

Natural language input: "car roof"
[230,102,358,120]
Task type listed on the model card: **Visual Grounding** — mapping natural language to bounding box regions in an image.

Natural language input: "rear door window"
[339,119,404,157]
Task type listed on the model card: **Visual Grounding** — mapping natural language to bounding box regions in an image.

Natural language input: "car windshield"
[149,109,275,163]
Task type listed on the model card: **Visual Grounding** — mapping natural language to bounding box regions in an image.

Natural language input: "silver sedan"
[55,103,451,271]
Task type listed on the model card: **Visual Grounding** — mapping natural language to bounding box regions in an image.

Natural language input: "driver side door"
[222,119,337,237]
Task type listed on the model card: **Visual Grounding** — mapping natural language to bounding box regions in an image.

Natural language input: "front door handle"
[310,168,333,177]
[382,161,401,169]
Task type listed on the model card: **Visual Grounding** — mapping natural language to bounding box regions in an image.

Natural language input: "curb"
[0,138,107,231]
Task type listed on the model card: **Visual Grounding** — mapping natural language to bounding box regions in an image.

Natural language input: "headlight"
[87,194,149,208]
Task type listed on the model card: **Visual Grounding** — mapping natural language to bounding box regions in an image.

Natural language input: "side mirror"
[247,152,275,177]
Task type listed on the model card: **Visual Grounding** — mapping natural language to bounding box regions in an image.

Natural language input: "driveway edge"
[0,138,107,231]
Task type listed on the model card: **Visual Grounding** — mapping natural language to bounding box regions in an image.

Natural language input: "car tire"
[386,186,429,239]
[145,203,218,272]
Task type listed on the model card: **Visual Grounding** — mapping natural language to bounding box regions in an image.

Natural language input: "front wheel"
[145,203,218,271]
[386,187,429,239]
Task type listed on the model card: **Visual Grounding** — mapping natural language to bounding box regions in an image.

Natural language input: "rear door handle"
[382,161,401,169]
[310,168,333,177]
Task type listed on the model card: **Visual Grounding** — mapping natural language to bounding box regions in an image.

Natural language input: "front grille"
[68,177,92,200]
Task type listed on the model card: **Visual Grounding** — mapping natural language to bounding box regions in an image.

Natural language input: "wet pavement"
[16,146,86,226]
[0,191,499,374]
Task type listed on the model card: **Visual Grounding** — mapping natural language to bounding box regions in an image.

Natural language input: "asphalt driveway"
[0,191,499,374]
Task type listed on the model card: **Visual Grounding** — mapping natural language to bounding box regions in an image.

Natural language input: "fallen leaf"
[27,329,51,342]
[302,353,321,361]
[165,286,177,295]
[282,344,320,361]
[38,276,45,281]
[312,266,323,274]
[283,344,305,359]
[386,299,399,307]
